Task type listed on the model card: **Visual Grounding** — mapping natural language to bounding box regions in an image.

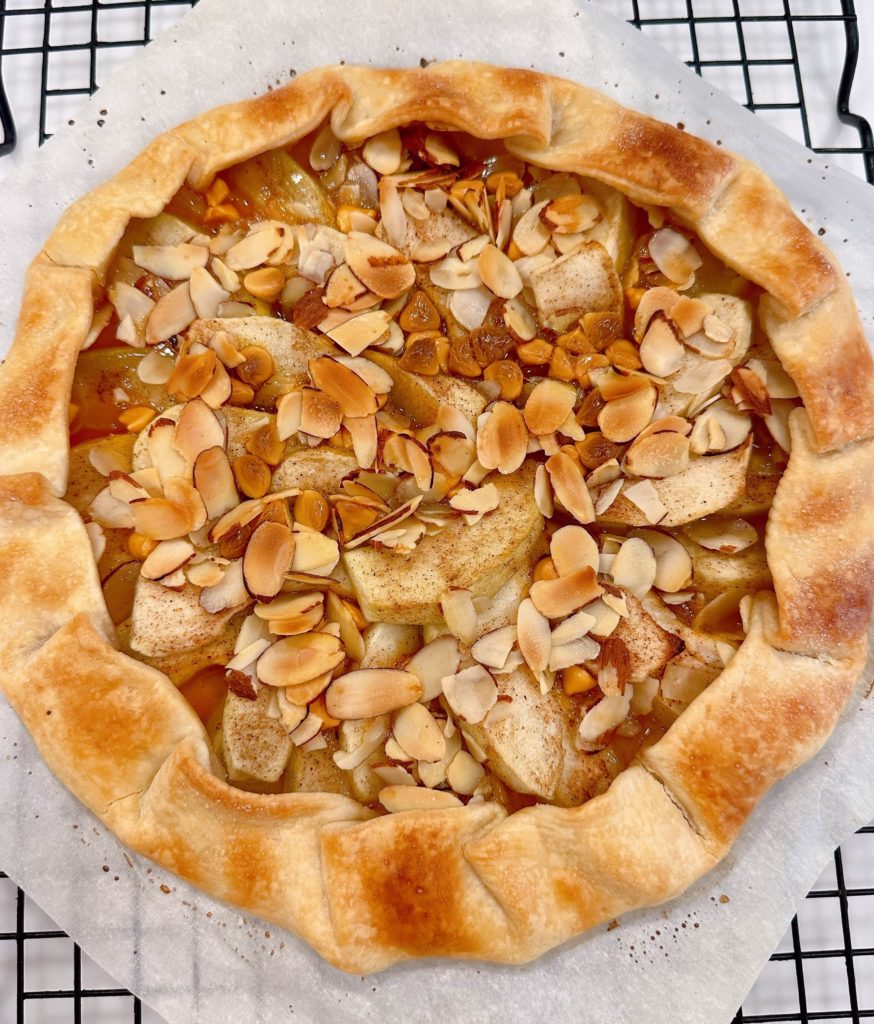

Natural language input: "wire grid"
[0,0,872,1021]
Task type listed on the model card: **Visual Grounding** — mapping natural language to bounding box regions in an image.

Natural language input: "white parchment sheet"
[1,2,873,1021]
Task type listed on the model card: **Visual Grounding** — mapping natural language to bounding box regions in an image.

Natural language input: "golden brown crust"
[0,60,871,973]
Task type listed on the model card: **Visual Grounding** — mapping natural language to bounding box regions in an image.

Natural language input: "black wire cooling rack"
[0,1,873,1021]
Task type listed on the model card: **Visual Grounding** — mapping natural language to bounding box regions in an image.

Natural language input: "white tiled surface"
[0,1,872,1021]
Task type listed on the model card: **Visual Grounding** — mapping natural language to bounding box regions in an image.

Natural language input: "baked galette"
[1,62,873,973]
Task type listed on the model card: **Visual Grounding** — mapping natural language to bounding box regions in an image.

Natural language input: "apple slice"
[365,349,487,426]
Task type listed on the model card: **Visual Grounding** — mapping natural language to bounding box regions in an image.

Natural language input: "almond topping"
[379,786,462,813]
[648,228,702,285]
[392,702,446,762]
[299,388,343,439]
[324,591,366,663]
[512,200,551,255]
[597,383,657,443]
[193,446,238,519]
[447,750,486,795]
[732,366,772,416]
[166,350,217,401]
[326,309,392,356]
[199,559,249,613]
[578,692,631,750]
[624,430,691,478]
[440,588,479,646]
[476,402,528,475]
[305,356,377,418]
[524,379,577,436]
[517,597,551,675]
[362,129,403,175]
[441,665,498,725]
[639,312,684,377]
[477,244,523,299]
[632,529,692,592]
[324,263,369,309]
[140,538,196,581]
[174,399,225,468]
[670,296,710,337]
[132,243,208,280]
[610,537,657,597]
[257,632,345,688]
[550,525,599,576]
[448,483,499,525]
[689,399,751,454]
[545,452,595,524]
[291,526,340,576]
[684,516,757,553]
[673,358,732,395]
[542,193,601,234]
[325,668,423,719]
[189,266,230,319]
[343,232,415,299]
[622,479,667,524]
[242,521,294,600]
[405,635,461,702]
[470,625,516,670]
[254,591,323,621]
[131,494,197,541]
[530,566,604,619]
[224,225,287,271]
[145,283,197,346]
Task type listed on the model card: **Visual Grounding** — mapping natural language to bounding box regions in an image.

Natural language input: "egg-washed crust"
[0,62,871,974]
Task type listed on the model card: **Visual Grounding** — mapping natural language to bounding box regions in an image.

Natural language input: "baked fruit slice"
[0,61,872,974]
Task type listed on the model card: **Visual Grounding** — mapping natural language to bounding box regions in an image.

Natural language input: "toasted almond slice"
[333,715,391,771]
[211,258,241,294]
[622,479,667,524]
[185,560,225,588]
[145,283,197,346]
[578,692,631,750]
[334,356,393,396]
[174,399,225,468]
[550,524,599,576]
[146,418,187,486]
[140,538,196,581]
[326,309,392,356]
[276,390,303,441]
[549,634,600,673]
[393,702,446,762]
[633,286,680,338]
[449,285,493,331]
[648,228,702,285]
[670,296,710,337]
[428,432,477,478]
[524,379,577,436]
[517,597,551,674]
[267,607,327,637]
[363,129,403,175]
[746,358,799,400]
[597,384,657,443]
[429,255,484,291]
[132,242,208,280]
[550,609,598,646]
[372,764,416,787]
[291,526,340,576]
[512,199,551,255]
[235,612,271,652]
[639,312,684,377]
[529,566,604,618]
[299,388,343,439]
[477,243,523,299]
[242,521,294,600]
[324,591,365,663]
[193,446,238,519]
[255,590,323,621]
[343,232,414,299]
[326,668,422,719]
[257,632,344,688]
[383,435,434,491]
[446,750,485,796]
[632,529,692,592]
[208,497,265,543]
[136,349,175,386]
[199,558,249,613]
[308,356,377,418]
[610,537,657,598]
[343,415,377,469]
[189,265,230,319]
[226,638,273,673]
[684,516,758,553]
[224,225,286,271]
[405,635,461,702]
[440,588,479,645]
[470,625,516,669]
[284,669,335,706]
[341,497,421,550]
[689,399,751,454]
[448,482,499,526]
[379,785,462,813]
[673,357,732,395]
[324,263,368,309]
[534,463,554,517]
[131,496,192,540]
[476,402,528,475]
[503,295,536,341]
[542,193,601,234]
[625,430,690,478]
[545,452,595,524]
[199,360,232,409]
[441,664,498,725]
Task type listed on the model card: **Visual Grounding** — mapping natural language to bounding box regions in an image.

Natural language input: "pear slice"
[186,317,339,408]
[578,178,638,275]
[602,437,751,528]
[611,593,682,681]
[359,623,422,665]
[142,628,238,686]
[66,434,136,515]
[129,578,244,657]
[365,349,487,426]
[689,541,772,600]
[285,734,352,796]
[529,240,623,329]
[271,446,359,494]
[221,686,292,786]
[343,462,543,624]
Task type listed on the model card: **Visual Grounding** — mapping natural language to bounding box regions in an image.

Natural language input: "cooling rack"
[0,1,872,1021]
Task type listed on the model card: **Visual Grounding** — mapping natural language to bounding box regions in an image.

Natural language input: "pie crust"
[1,62,873,973]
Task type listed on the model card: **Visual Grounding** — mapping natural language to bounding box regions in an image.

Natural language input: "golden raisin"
[243,267,285,301]
[576,431,624,469]
[294,490,330,532]
[399,289,440,333]
[166,351,217,400]
[483,359,523,400]
[516,338,554,366]
[292,287,327,330]
[556,327,596,355]
[228,379,255,406]
[533,557,559,582]
[606,339,643,371]
[232,454,271,498]
[219,520,256,559]
[548,347,576,381]
[448,336,482,377]
[399,335,441,375]
[128,533,157,560]
[485,171,524,198]
[470,325,514,367]
[236,346,274,388]
[562,666,599,696]
[118,406,157,432]
[574,352,610,389]
[581,311,623,350]
[203,203,240,225]
[576,389,606,428]
[245,422,284,467]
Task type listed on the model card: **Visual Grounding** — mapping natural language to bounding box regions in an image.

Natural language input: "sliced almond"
[470,625,516,669]
[298,388,343,439]
[578,692,631,750]
[429,432,477,478]
[523,379,577,436]
[189,265,230,319]
[640,312,684,377]
[224,225,286,272]
[362,129,403,175]
[326,309,392,356]
[255,590,323,621]
[534,463,554,517]
[448,483,499,526]
[405,635,461,702]
[333,715,391,771]
[199,558,249,613]
[343,232,414,299]
[547,526,598,579]
[145,283,196,346]
[597,384,657,443]
[140,538,195,581]
[648,228,702,285]
[257,632,344,688]
[131,496,193,541]
[291,526,340,576]
[193,446,238,519]
[684,516,757,553]
[174,399,225,468]
[379,786,462,813]
[545,452,594,524]
[477,244,523,299]
[503,296,537,341]
[307,356,377,418]
[632,529,692,592]
[383,435,434,491]
[625,430,690,478]
[634,286,680,338]
[324,591,365,663]
[446,750,485,796]
[242,521,294,600]
[550,608,598,646]
[393,702,446,762]
[517,597,551,674]
[324,263,368,309]
[671,296,710,337]
[429,256,483,291]
[673,358,732,395]
[441,665,498,725]
[476,402,528,475]
[689,399,751,454]
[440,588,479,645]
[622,479,667,524]
[512,199,551,255]
[132,242,208,280]
[542,193,601,234]
[610,537,657,597]
[326,668,423,719]
[549,634,600,673]
[529,566,604,619]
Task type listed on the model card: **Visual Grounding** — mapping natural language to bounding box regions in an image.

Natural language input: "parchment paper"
[1,2,873,1021]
